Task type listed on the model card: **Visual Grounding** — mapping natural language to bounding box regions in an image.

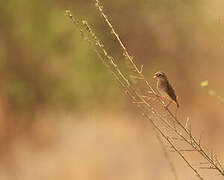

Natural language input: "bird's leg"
[165,100,173,109]
[154,94,167,102]
[153,94,163,101]
[153,94,168,107]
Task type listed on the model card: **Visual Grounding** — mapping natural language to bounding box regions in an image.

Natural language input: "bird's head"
[153,71,167,80]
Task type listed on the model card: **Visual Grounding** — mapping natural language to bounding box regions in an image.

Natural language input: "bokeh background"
[1,0,224,179]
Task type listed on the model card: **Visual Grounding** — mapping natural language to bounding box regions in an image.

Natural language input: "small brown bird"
[154,71,179,108]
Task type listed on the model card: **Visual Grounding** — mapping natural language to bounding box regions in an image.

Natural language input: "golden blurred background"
[1,0,224,179]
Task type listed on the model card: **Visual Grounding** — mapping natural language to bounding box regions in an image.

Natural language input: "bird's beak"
[153,75,157,79]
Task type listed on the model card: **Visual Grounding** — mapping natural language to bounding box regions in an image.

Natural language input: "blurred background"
[1,0,224,179]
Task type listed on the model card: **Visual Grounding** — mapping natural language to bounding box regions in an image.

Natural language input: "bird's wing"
[166,82,177,102]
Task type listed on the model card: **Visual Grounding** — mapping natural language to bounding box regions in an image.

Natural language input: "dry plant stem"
[95,0,155,94]
[95,0,224,177]
[65,10,203,180]
[64,11,128,89]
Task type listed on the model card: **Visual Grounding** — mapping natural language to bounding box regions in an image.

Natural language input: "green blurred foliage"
[0,0,122,115]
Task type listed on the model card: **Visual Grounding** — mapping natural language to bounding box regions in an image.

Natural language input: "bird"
[153,71,179,108]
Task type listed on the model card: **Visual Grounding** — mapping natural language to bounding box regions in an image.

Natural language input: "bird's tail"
[175,96,179,108]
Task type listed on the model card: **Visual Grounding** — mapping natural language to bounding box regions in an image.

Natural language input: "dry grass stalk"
[65,1,224,179]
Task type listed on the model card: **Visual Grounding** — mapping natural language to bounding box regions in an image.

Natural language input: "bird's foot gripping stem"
[164,101,172,110]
